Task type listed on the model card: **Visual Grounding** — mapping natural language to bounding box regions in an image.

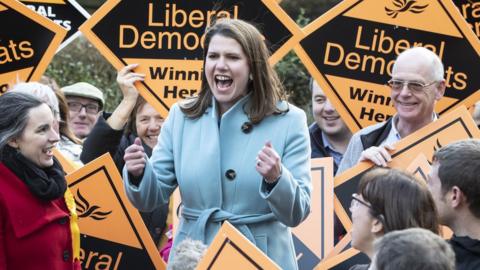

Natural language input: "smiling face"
[135,102,163,149]
[204,34,250,115]
[390,52,445,125]
[311,81,350,137]
[8,103,60,168]
[66,96,101,139]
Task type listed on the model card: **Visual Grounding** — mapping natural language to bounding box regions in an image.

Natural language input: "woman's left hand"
[256,141,282,183]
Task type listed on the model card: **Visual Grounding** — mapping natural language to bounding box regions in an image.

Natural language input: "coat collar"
[208,93,252,121]
[0,163,68,238]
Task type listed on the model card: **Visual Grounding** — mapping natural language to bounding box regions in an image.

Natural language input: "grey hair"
[394,47,445,81]
[10,82,60,121]
[169,238,207,270]
[0,92,44,158]
[373,228,455,270]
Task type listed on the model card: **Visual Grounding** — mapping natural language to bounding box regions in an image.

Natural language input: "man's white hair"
[394,46,445,81]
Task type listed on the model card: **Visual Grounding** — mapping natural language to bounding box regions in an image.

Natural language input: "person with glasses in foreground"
[337,47,445,174]
[349,168,439,270]
[61,82,104,140]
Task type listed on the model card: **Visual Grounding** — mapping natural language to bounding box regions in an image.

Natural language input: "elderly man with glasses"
[337,47,446,174]
[62,82,105,140]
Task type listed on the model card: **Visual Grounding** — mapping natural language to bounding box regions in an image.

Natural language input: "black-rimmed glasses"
[68,102,100,114]
[350,193,373,210]
[350,193,386,225]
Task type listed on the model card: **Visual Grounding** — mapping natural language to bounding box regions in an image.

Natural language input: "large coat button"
[225,169,236,180]
[241,122,253,133]
[63,250,70,261]
[58,217,68,225]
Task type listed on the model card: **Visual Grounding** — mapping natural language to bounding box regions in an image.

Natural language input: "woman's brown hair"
[358,168,439,234]
[124,96,148,136]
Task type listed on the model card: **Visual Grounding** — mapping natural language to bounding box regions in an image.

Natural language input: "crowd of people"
[0,18,479,270]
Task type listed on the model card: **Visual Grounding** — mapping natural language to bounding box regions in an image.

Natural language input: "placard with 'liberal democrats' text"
[80,0,301,118]
[0,0,66,93]
[19,0,89,51]
[297,0,480,132]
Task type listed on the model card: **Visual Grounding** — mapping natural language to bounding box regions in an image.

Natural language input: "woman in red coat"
[0,90,80,270]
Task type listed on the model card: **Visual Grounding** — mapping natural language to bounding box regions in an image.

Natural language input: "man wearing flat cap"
[62,82,104,140]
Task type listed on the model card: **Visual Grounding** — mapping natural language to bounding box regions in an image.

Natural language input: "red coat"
[0,162,80,270]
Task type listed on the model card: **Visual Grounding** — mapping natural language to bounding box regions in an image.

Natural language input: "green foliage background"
[46,36,121,112]
[46,0,341,120]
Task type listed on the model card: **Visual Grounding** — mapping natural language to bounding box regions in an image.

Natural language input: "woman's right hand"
[117,64,145,102]
[124,137,146,177]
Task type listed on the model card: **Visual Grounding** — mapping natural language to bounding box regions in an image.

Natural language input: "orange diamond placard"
[454,0,480,39]
[66,154,166,270]
[0,0,66,93]
[80,0,301,118]
[297,0,480,132]
[197,221,281,270]
[293,157,334,269]
[19,0,90,51]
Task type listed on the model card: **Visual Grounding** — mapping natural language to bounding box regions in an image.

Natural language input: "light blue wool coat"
[123,95,312,269]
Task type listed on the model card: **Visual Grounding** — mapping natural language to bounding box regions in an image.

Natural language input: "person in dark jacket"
[429,139,480,270]
[309,78,351,174]
[0,91,81,270]
[337,47,445,174]
[80,64,169,246]
[309,78,352,244]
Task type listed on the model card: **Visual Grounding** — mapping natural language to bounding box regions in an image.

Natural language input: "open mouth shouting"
[215,75,233,91]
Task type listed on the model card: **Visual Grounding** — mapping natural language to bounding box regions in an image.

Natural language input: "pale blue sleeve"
[259,108,312,227]
[122,104,179,212]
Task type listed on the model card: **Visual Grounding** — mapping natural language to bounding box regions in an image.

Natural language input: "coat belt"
[181,207,276,244]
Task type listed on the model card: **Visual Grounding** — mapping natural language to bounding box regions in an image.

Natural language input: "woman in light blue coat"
[123,19,312,269]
